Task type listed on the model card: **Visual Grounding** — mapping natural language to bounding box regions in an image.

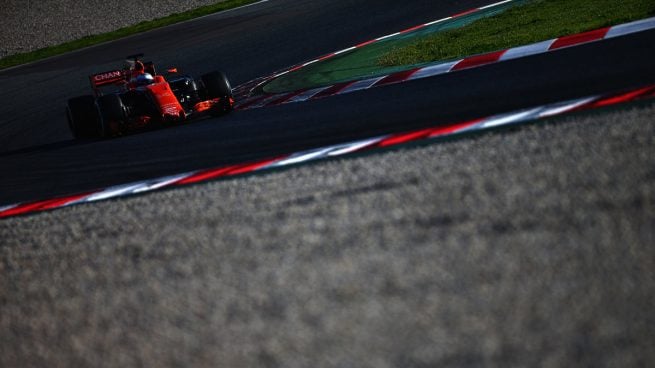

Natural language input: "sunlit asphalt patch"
[2,84,655,219]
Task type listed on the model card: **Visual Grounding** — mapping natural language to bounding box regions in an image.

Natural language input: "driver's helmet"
[134,60,145,73]
[135,73,154,86]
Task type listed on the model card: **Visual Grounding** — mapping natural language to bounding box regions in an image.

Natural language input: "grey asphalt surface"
[2,104,654,367]
[0,23,653,204]
[1,0,655,366]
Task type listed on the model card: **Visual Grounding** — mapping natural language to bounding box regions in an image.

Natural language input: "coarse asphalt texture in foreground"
[2,103,654,367]
[1,0,655,366]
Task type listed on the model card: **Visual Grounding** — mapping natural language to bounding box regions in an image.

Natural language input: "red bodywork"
[87,65,232,132]
[90,70,185,123]
[146,75,185,120]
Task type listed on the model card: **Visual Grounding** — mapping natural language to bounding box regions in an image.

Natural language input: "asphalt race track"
[1,0,655,366]
[1,0,654,204]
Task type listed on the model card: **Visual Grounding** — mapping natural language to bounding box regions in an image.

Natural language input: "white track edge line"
[480,0,513,10]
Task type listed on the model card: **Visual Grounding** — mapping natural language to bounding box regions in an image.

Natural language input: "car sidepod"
[145,77,186,122]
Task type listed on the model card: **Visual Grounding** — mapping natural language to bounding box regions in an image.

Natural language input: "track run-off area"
[1,0,655,366]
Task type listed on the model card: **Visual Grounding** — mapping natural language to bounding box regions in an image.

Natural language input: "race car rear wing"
[89,69,127,90]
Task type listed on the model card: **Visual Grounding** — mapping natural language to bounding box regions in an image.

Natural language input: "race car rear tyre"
[96,94,127,138]
[66,95,98,139]
[201,71,233,115]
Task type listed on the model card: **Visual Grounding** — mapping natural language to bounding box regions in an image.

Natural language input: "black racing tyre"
[96,94,127,138]
[201,71,233,115]
[66,95,98,139]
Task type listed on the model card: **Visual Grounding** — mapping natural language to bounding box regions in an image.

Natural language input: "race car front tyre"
[201,71,233,115]
[66,95,98,139]
[96,94,127,138]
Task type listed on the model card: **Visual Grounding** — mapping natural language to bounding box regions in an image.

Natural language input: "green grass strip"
[0,0,259,70]
[379,0,655,66]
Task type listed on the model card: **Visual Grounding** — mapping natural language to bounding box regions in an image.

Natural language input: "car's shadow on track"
[0,139,96,158]
[0,124,164,157]
[0,113,228,158]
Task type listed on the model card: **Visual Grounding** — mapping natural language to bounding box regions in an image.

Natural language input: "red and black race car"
[66,54,234,138]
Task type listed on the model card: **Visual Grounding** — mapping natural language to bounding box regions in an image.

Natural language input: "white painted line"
[499,39,556,61]
[270,147,336,166]
[253,158,290,171]
[81,183,152,202]
[254,136,388,167]
[376,32,401,41]
[327,137,387,156]
[69,173,194,204]
[480,0,513,10]
[427,123,480,138]
[339,77,386,94]
[450,120,487,133]
[173,0,271,24]
[408,60,459,80]
[537,97,596,118]
[288,87,331,102]
[0,204,19,213]
[132,173,195,193]
[479,108,542,129]
[218,0,269,13]
[246,79,273,96]
[271,70,292,79]
[606,16,655,38]
[333,47,357,55]
[302,60,319,67]
[425,17,452,26]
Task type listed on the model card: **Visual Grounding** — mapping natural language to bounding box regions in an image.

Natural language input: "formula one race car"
[66,54,234,138]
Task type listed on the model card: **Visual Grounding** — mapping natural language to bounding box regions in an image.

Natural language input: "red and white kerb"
[2,84,654,219]
[233,16,655,110]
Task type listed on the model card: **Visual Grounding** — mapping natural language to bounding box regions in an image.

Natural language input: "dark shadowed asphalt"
[0,0,653,205]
